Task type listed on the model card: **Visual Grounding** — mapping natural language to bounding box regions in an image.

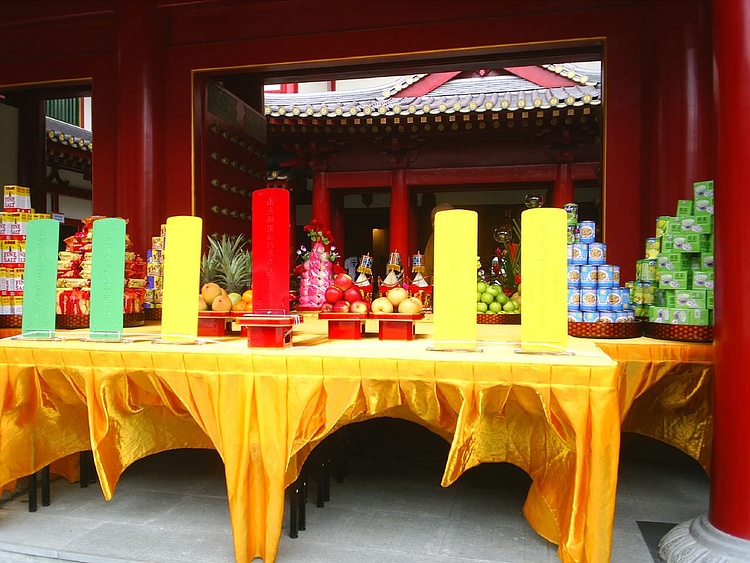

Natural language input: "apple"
[343,286,363,303]
[477,281,488,293]
[398,296,423,314]
[349,299,370,313]
[325,285,344,304]
[227,292,243,306]
[480,292,494,304]
[320,303,334,312]
[488,301,502,313]
[200,282,222,306]
[477,302,488,313]
[486,285,500,297]
[332,300,350,313]
[211,294,232,312]
[386,287,408,307]
[495,293,509,305]
[333,272,354,292]
[502,301,516,312]
[371,296,394,314]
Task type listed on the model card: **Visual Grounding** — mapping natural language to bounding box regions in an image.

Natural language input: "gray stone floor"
[0,420,710,563]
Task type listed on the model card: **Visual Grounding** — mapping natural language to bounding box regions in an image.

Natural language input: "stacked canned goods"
[565,213,635,323]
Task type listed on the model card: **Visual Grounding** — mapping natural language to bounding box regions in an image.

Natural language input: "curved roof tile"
[265,64,601,119]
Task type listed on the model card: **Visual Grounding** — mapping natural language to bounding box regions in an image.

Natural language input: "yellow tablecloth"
[598,338,714,472]
[0,321,673,563]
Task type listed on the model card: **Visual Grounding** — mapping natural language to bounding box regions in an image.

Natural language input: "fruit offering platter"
[368,311,425,341]
[476,281,521,324]
[318,273,372,314]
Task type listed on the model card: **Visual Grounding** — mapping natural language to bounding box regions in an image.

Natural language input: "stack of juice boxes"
[564,203,635,323]
[143,224,166,313]
[634,180,715,326]
[0,185,59,318]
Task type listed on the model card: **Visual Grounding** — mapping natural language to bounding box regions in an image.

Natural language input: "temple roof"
[46,116,93,152]
[264,62,600,119]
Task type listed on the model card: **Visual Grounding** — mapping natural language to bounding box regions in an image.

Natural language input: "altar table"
[0,321,710,563]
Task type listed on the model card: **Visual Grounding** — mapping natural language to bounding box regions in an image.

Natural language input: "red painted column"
[709,0,750,539]
[114,1,165,256]
[552,160,574,208]
[390,169,410,262]
[640,0,714,239]
[311,171,331,232]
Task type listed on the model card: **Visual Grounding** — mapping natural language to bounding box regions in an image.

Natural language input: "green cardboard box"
[694,196,714,215]
[691,269,714,289]
[700,253,714,269]
[676,200,694,217]
[667,219,684,235]
[694,180,714,198]
[673,233,702,253]
[658,269,688,289]
[649,306,711,325]
[656,252,692,271]
[666,289,707,309]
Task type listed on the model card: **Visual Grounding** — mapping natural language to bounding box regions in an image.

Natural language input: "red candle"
[251,188,290,314]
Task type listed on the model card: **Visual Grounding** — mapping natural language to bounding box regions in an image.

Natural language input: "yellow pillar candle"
[161,216,203,342]
[520,207,568,352]
[433,209,478,349]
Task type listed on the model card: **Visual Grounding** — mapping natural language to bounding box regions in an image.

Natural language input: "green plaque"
[21,219,60,338]
[89,218,126,341]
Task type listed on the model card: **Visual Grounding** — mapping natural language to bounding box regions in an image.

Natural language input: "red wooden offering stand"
[318,312,368,340]
[368,312,424,341]
[235,314,301,348]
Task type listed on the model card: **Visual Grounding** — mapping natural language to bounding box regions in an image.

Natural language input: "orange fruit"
[241,289,253,304]
[232,300,248,312]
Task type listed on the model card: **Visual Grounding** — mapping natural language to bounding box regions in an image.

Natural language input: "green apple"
[495,293,509,305]
[488,301,502,313]
[480,292,494,304]
[486,285,500,297]
[502,301,516,312]
[477,281,488,294]
[477,292,483,302]
[477,302,488,313]
[510,299,520,310]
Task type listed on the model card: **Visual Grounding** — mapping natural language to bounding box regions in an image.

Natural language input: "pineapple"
[200,234,252,294]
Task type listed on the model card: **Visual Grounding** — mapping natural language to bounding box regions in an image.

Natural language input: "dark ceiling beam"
[325,162,598,189]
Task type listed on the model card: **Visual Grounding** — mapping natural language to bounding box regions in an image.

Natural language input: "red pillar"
[115,0,165,256]
[552,160,574,208]
[640,0,714,239]
[710,0,750,539]
[390,169,410,262]
[311,171,331,232]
